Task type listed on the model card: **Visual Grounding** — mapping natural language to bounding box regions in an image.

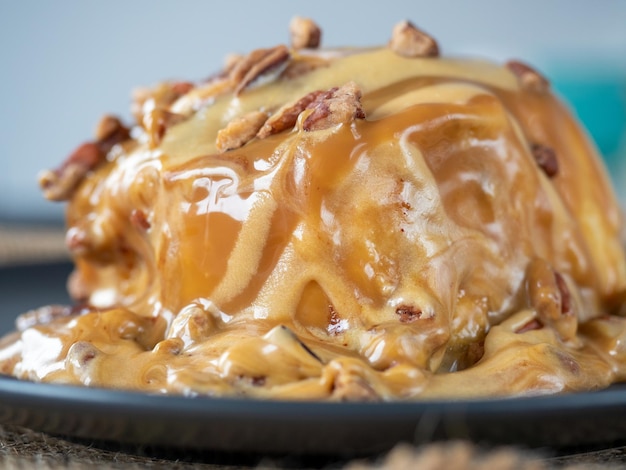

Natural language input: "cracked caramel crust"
[7,18,626,401]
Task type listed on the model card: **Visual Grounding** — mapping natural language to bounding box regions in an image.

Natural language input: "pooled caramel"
[2,21,626,400]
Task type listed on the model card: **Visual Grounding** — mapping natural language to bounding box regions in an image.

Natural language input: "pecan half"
[257,89,331,138]
[531,143,559,177]
[143,108,186,148]
[289,16,322,49]
[230,45,291,95]
[525,259,577,341]
[303,81,366,131]
[389,20,439,58]
[506,60,550,92]
[216,110,268,152]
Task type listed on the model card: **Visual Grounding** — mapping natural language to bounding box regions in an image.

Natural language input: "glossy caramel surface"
[2,47,626,400]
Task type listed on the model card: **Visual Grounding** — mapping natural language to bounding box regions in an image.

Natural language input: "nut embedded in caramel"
[216,110,268,152]
[257,89,330,139]
[302,81,365,131]
[531,143,559,177]
[389,20,439,58]
[142,108,186,148]
[506,60,550,92]
[230,45,291,95]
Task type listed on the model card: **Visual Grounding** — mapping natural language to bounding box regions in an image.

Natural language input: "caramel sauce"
[2,48,626,400]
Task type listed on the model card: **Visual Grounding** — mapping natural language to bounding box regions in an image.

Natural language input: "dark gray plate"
[1,263,626,455]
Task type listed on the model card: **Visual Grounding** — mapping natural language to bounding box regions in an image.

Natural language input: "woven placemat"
[3,423,625,469]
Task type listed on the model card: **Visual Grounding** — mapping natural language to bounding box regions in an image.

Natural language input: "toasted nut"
[216,110,268,152]
[303,81,366,131]
[525,258,577,340]
[95,115,123,141]
[170,81,195,96]
[389,20,439,58]
[230,45,291,95]
[289,16,322,49]
[257,89,330,139]
[170,78,233,116]
[67,341,101,369]
[395,305,422,323]
[39,142,103,201]
[95,115,131,155]
[531,143,559,177]
[506,60,550,92]
[131,81,195,123]
[142,108,186,148]
[130,208,151,230]
[527,258,563,322]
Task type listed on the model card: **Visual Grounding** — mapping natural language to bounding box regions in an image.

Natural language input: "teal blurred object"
[548,65,626,201]
[553,77,626,160]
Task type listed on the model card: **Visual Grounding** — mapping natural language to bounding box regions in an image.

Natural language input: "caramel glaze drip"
[2,48,626,400]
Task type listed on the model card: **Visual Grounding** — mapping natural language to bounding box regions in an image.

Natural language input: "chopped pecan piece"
[555,272,573,316]
[303,81,366,131]
[257,89,330,138]
[39,142,102,201]
[531,143,559,177]
[289,16,322,49]
[389,20,439,58]
[230,45,291,95]
[216,110,268,152]
[143,108,186,148]
[223,53,244,74]
[131,81,194,123]
[395,305,422,323]
[170,81,195,96]
[95,115,123,141]
[40,114,131,201]
[130,209,151,230]
[94,114,131,155]
[506,60,550,92]
[67,341,101,369]
[331,370,380,402]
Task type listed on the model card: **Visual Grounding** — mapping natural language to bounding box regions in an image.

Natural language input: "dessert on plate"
[1,18,625,400]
